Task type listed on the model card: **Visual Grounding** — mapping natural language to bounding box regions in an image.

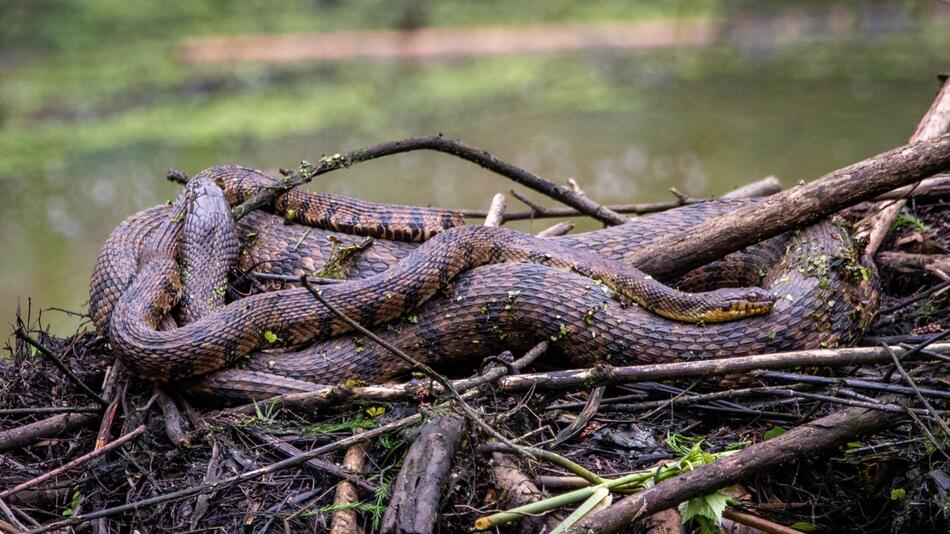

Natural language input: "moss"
[313,237,372,280]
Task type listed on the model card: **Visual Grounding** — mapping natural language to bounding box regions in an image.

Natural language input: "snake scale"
[90,166,879,400]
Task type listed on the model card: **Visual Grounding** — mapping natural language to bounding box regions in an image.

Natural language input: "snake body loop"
[90,166,879,398]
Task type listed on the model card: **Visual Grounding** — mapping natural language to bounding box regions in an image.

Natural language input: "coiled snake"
[90,166,879,400]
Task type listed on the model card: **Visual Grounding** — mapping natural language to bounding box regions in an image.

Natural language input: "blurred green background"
[1,0,948,335]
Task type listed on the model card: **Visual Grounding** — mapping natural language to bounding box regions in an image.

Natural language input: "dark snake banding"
[90,166,879,400]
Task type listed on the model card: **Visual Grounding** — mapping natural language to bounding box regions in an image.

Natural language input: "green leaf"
[763,426,787,440]
[890,488,906,500]
[791,522,818,532]
[63,491,82,517]
[263,330,278,344]
[678,490,729,534]
[550,487,611,534]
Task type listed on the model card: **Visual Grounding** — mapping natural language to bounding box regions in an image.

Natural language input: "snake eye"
[745,289,774,303]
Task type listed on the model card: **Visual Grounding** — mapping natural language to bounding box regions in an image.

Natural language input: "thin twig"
[458,199,699,221]
[479,443,605,485]
[0,497,28,532]
[250,431,378,493]
[0,406,102,416]
[26,414,423,533]
[340,135,627,225]
[13,329,106,406]
[772,389,944,417]
[298,276,538,461]
[754,370,950,400]
[226,135,626,225]
[882,343,950,448]
[248,272,344,285]
[877,280,950,314]
[1,425,146,498]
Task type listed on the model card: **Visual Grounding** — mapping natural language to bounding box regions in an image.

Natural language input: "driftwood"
[855,76,950,260]
[0,412,99,453]
[329,431,369,534]
[380,415,465,534]
[626,133,950,278]
[489,453,553,534]
[153,387,190,448]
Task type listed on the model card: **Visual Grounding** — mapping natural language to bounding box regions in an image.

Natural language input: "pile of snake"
[89,166,880,400]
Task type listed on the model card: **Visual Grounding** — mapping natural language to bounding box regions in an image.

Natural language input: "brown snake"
[90,166,879,400]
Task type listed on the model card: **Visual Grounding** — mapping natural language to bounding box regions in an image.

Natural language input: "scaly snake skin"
[90,167,879,400]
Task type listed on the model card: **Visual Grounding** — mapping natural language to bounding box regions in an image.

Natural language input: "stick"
[251,431,377,493]
[493,344,950,394]
[0,407,101,416]
[13,329,106,406]
[719,176,782,199]
[153,386,190,448]
[225,342,548,414]
[0,412,99,453]
[567,402,904,533]
[340,135,627,225]
[26,414,423,533]
[753,370,950,400]
[536,222,574,237]
[222,135,626,225]
[625,133,950,279]
[856,76,950,260]
[490,452,552,533]
[483,193,507,227]
[0,425,145,498]
[722,509,801,534]
[223,343,950,411]
[381,416,465,533]
[454,174,947,221]
[329,429,368,534]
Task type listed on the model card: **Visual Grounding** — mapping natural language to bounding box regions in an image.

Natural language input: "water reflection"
[1,5,948,335]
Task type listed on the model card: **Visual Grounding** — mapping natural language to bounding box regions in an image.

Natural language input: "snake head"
[699,287,776,322]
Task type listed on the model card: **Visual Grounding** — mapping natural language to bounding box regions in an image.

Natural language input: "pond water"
[1,6,948,335]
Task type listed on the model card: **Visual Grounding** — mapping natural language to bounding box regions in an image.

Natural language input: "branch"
[26,413,424,533]
[626,133,950,278]
[222,343,949,411]
[567,401,905,533]
[220,135,626,225]
[13,329,106,406]
[0,425,146,498]
[856,76,950,259]
[341,135,627,225]
[493,343,950,394]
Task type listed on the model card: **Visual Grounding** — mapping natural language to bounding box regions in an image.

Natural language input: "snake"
[89,166,879,400]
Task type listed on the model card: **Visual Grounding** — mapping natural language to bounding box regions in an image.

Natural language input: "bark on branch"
[381,416,465,534]
[568,401,904,533]
[626,133,950,278]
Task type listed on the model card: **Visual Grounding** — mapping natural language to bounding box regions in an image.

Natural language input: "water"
[1,7,948,335]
